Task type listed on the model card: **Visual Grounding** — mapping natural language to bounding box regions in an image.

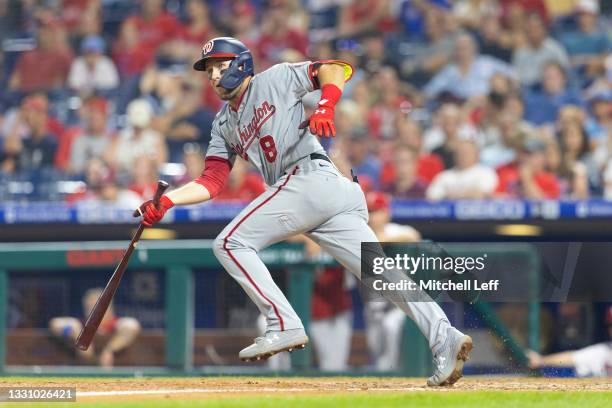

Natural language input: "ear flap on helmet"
[219,51,254,90]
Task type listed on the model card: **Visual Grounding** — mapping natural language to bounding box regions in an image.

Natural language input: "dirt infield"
[3,377,611,401]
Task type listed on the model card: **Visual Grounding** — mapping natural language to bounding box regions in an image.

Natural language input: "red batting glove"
[133,195,174,227]
[299,84,343,138]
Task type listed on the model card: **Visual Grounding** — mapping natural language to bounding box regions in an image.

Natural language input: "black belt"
[309,153,331,163]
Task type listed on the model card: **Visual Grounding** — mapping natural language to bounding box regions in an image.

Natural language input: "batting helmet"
[193,37,254,90]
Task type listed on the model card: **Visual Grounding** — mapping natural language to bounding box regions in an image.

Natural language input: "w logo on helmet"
[202,40,214,55]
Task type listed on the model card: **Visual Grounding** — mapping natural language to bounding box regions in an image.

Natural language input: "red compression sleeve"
[319,83,342,108]
[194,156,232,198]
[160,195,174,208]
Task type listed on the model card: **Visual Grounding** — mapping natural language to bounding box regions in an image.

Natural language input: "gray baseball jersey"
[206,62,325,185]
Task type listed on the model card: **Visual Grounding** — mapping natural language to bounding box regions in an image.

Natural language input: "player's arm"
[301,61,353,138]
[526,349,575,368]
[134,156,232,226]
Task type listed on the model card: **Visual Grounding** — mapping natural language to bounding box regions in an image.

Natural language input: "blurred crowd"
[0,0,611,204]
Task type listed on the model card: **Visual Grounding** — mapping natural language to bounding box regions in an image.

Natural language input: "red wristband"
[160,195,174,209]
[319,84,342,108]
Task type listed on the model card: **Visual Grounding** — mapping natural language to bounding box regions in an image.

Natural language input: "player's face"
[206,59,242,101]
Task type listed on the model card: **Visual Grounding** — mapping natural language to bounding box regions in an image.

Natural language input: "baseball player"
[135,37,472,385]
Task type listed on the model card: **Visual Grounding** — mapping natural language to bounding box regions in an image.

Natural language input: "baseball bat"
[75,180,169,350]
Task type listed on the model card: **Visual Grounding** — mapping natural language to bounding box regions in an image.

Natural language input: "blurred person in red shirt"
[256,0,308,69]
[176,0,217,48]
[337,0,395,37]
[495,138,561,199]
[393,118,444,183]
[112,20,154,78]
[215,158,266,201]
[122,0,180,61]
[367,67,412,140]
[8,17,74,93]
[381,145,428,199]
[129,155,160,200]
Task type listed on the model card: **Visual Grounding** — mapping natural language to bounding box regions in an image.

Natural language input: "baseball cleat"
[239,329,309,362]
[427,327,473,386]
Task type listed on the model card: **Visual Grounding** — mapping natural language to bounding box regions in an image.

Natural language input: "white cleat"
[427,327,473,386]
[239,329,309,362]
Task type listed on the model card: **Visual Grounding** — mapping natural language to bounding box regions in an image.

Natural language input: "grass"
[3,391,611,408]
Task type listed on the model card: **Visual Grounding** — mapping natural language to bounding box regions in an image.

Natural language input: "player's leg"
[306,181,472,385]
[306,211,453,353]
[212,167,333,360]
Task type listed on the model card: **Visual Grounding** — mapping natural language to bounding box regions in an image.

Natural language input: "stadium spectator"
[1,94,59,172]
[475,10,514,63]
[381,145,428,199]
[175,0,217,55]
[121,0,180,63]
[69,97,113,174]
[423,103,463,153]
[336,0,395,38]
[512,13,569,87]
[523,61,584,126]
[499,0,549,29]
[8,17,74,94]
[111,19,153,78]
[68,35,119,98]
[585,91,612,142]
[495,138,561,199]
[346,127,382,189]
[60,0,101,38]
[395,118,444,183]
[424,32,514,101]
[399,7,455,87]
[425,103,482,169]
[228,1,260,52]
[104,99,167,174]
[452,0,500,31]
[480,109,532,168]
[368,67,411,139]
[215,158,265,201]
[426,136,498,200]
[558,0,610,87]
[49,287,141,368]
[173,143,205,185]
[128,155,159,200]
[358,31,398,75]
[256,0,308,69]
[392,0,452,40]
[68,158,141,207]
[555,120,591,199]
[334,100,366,141]
[141,65,214,162]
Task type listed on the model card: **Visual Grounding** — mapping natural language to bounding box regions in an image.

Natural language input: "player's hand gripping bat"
[75,180,169,350]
